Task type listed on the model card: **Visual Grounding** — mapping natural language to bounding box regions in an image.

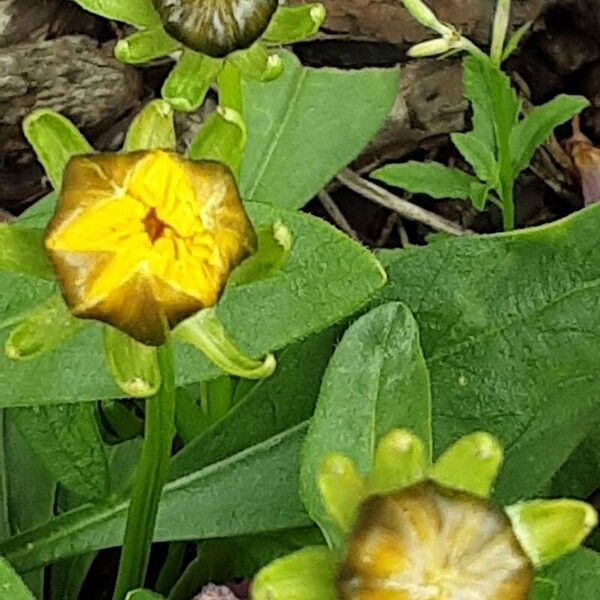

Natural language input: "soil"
[1,1,599,598]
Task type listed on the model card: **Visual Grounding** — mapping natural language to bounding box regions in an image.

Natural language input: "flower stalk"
[491,0,512,65]
[113,340,176,600]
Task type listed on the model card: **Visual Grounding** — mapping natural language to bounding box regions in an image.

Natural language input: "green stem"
[155,542,188,596]
[113,341,176,600]
[490,0,511,65]
[501,183,515,231]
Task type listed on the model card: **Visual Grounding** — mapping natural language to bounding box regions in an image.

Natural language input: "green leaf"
[462,55,497,150]
[0,423,311,572]
[170,328,336,480]
[0,201,384,406]
[0,225,53,279]
[0,557,36,599]
[301,302,431,546]
[262,4,326,45]
[511,95,589,177]
[115,28,179,65]
[549,429,600,499]
[530,578,558,600]
[240,50,399,209]
[72,0,160,28]
[540,548,600,600]
[501,21,533,63]
[0,412,55,596]
[162,51,222,113]
[376,204,600,503]
[124,100,176,152]
[23,110,92,190]
[9,402,109,501]
[372,161,479,199]
[451,131,497,183]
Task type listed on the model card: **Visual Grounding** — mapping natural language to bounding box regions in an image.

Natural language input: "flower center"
[339,482,533,600]
[142,208,167,244]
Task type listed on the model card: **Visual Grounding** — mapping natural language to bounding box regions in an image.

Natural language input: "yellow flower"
[339,482,532,599]
[253,431,598,600]
[45,150,256,346]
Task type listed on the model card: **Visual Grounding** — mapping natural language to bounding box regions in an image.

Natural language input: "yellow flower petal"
[45,150,256,345]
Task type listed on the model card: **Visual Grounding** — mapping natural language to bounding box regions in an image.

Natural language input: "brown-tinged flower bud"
[44,150,256,346]
[338,481,533,600]
[152,0,278,57]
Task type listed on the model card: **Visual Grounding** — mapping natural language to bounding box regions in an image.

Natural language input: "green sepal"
[0,225,53,279]
[187,106,247,176]
[428,432,503,498]
[262,4,327,45]
[115,27,180,65]
[72,0,160,28]
[252,546,338,600]
[23,110,92,190]
[370,429,427,494]
[162,51,222,112]
[103,326,161,398]
[506,499,598,567]
[5,293,85,361]
[124,100,176,152]
[228,43,283,82]
[228,222,292,287]
[174,308,276,380]
[318,454,366,533]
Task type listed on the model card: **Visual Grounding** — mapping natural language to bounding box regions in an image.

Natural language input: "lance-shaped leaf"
[240,50,399,209]
[115,28,180,65]
[376,203,600,503]
[372,161,480,199]
[162,51,222,113]
[23,110,92,190]
[511,95,589,178]
[0,225,53,279]
[262,4,326,45]
[72,0,160,28]
[10,402,109,501]
[0,424,312,571]
[301,302,431,546]
[541,548,600,600]
[124,100,176,152]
